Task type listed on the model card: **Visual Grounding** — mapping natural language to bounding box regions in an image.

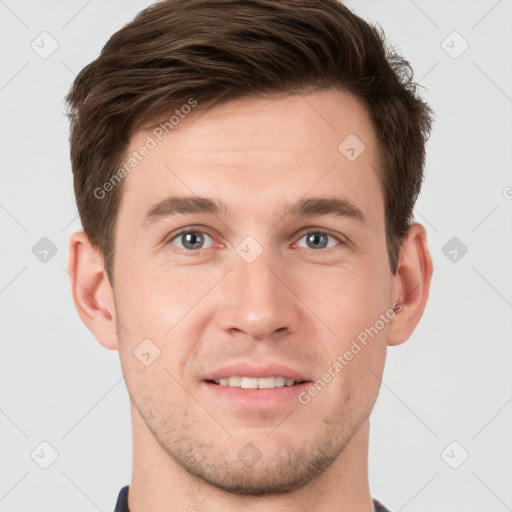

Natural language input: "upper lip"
[202,362,311,382]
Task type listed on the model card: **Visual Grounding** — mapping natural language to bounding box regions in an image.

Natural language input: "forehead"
[117,88,383,230]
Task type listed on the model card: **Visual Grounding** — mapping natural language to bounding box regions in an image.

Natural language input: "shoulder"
[113,485,130,512]
[373,498,392,512]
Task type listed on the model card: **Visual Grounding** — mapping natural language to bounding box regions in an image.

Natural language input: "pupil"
[307,233,327,249]
[183,232,203,249]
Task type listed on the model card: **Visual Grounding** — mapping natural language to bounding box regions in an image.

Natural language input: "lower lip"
[202,381,310,408]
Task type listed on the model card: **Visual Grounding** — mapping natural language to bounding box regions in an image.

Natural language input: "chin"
[168,434,343,496]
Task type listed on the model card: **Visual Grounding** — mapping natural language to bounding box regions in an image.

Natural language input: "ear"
[387,223,433,347]
[67,230,119,350]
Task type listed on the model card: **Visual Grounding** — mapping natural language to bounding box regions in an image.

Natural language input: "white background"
[1,1,511,511]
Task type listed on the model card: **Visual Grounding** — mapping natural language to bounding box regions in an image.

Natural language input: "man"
[65,1,433,510]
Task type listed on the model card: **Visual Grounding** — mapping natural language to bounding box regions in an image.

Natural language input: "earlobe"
[67,230,120,350]
[387,223,433,347]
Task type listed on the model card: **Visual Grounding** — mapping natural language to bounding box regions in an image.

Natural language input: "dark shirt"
[114,485,392,511]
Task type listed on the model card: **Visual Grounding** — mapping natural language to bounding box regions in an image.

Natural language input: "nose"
[216,245,301,341]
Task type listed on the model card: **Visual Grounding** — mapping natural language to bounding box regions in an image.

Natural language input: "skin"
[68,88,432,512]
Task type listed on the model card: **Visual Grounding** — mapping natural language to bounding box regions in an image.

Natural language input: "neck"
[128,405,375,512]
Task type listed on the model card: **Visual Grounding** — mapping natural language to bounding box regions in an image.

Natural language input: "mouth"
[206,376,308,389]
[201,362,312,407]
[202,375,311,409]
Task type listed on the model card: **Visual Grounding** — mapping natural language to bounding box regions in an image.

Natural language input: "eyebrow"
[141,194,367,228]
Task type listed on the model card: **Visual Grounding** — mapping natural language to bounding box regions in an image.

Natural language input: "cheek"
[297,263,391,408]
[113,264,221,385]
[114,264,202,339]
[302,265,392,345]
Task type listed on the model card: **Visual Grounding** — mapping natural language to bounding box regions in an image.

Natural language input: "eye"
[170,230,214,251]
[296,231,341,250]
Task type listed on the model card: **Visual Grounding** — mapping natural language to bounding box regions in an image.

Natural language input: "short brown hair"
[66,0,433,285]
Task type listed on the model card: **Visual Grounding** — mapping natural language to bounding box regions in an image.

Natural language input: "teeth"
[257,376,275,389]
[228,376,241,387]
[212,376,299,388]
[241,377,259,389]
[275,376,286,387]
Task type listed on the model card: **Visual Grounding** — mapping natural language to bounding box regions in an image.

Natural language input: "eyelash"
[167,226,346,255]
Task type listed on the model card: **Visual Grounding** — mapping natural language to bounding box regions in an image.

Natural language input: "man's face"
[112,88,397,493]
